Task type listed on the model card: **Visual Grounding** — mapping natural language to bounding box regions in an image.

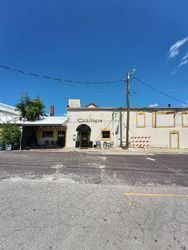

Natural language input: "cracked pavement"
[0,151,188,249]
[0,151,188,186]
[0,180,188,250]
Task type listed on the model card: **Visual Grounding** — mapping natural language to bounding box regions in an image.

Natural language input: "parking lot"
[0,151,188,249]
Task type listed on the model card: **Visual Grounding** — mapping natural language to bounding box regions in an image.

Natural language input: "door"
[58,131,66,147]
[80,130,89,147]
[170,131,179,149]
[76,124,91,148]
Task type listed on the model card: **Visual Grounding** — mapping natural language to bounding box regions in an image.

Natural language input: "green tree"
[0,123,21,149]
[16,94,45,121]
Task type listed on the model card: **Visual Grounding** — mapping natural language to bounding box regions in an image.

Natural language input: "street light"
[125,68,136,149]
[127,69,136,80]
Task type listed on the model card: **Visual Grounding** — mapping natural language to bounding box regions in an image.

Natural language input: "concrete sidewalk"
[25,147,188,155]
[68,147,188,155]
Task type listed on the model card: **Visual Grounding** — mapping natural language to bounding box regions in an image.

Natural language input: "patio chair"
[96,140,101,148]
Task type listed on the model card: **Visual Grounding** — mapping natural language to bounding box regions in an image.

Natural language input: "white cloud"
[149,103,159,108]
[178,52,188,67]
[168,37,188,58]
[171,69,178,75]
[178,59,188,67]
[182,52,188,61]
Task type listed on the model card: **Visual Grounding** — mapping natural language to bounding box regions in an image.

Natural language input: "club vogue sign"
[77,118,102,123]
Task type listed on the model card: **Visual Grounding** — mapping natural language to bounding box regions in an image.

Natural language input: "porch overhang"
[16,116,67,128]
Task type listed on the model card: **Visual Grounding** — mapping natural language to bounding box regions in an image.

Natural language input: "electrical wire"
[134,77,187,105]
[131,91,166,107]
[0,64,124,84]
[1,63,187,106]
[133,87,188,92]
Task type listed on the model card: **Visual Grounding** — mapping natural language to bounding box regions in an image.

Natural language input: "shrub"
[0,123,21,150]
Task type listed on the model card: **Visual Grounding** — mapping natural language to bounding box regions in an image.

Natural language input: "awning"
[16,116,68,127]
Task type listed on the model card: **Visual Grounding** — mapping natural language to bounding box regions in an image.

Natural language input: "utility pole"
[19,125,23,151]
[125,69,136,149]
[119,111,122,147]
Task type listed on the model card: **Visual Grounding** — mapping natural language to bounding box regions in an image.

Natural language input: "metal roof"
[16,116,68,127]
[0,103,19,115]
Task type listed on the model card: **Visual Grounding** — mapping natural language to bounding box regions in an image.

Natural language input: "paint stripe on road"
[146,157,178,173]
[146,157,156,161]
[124,192,188,198]
[99,165,105,169]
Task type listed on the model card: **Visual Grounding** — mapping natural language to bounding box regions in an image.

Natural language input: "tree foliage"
[16,94,45,121]
[0,123,21,149]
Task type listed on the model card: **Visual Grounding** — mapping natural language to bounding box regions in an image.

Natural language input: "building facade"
[66,99,188,149]
[0,103,67,149]
[0,103,19,123]
[19,116,67,149]
[1,100,188,149]
[0,103,20,137]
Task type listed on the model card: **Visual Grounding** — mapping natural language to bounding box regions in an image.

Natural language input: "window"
[101,129,111,140]
[182,112,188,127]
[42,131,53,138]
[152,112,175,128]
[136,112,146,128]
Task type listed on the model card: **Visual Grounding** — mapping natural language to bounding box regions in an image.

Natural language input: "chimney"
[68,99,81,108]
[50,105,54,116]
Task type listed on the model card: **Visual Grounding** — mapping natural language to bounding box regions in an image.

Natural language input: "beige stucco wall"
[66,109,188,148]
[66,110,116,147]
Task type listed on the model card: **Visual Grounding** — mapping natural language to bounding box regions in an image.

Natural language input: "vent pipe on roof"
[50,105,54,116]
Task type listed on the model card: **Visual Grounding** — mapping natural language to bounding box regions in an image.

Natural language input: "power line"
[0,64,123,84]
[131,91,166,107]
[1,63,187,105]
[134,76,187,105]
[80,91,117,97]
[132,87,188,93]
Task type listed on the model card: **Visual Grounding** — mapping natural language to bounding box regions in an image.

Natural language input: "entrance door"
[58,131,65,147]
[80,130,89,147]
[170,131,179,149]
[22,126,37,149]
[76,124,91,148]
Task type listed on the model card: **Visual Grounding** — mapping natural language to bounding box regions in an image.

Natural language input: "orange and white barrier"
[130,136,151,149]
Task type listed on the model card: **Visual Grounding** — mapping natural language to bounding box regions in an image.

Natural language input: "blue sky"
[0,0,188,115]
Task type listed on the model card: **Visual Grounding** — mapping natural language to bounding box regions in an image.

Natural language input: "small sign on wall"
[73,134,76,141]
[77,118,102,123]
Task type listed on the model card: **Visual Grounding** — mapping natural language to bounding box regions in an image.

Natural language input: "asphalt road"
[0,151,188,186]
